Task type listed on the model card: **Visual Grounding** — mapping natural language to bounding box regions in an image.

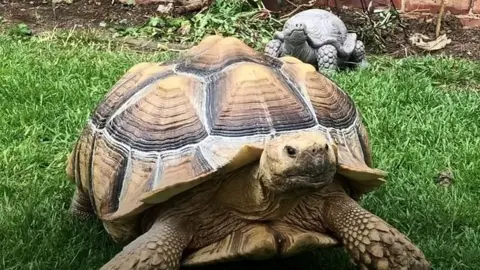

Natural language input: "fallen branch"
[279,0,316,21]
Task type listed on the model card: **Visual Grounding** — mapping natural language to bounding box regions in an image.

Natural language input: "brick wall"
[403,0,477,14]
[262,0,480,28]
[263,0,479,15]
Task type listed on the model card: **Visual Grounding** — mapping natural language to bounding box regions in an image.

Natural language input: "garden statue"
[265,8,367,72]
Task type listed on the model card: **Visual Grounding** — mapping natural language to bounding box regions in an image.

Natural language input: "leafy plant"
[113,0,282,50]
[354,0,406,51]
[8,23,33,39]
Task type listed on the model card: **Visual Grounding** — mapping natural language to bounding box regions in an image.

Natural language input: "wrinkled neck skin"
[141,163,300,231]
[214,163,303,221]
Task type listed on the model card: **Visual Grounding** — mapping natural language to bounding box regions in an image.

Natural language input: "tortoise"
[265,9,367,71]
[66,35,430,270]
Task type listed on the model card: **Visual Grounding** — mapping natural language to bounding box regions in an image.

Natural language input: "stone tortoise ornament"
[66,35,430,270]
[265,8,367,71]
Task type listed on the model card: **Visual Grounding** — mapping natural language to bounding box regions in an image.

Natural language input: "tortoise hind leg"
[100,217,192,270]
[70,188,94,219]
[351,40,369,69]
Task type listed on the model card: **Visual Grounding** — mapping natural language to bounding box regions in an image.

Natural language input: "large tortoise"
[66,35,430,270]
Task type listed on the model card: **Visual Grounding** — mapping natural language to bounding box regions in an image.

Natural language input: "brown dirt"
[0,0,158,29]
[1,0,480,60]
[333,8,480,60]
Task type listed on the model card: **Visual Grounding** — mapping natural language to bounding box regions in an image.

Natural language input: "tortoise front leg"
[100,216,192,270]
[316,45,339,72]
[285,183,431,270]
[264,39,283,57]
[321,187,430,269]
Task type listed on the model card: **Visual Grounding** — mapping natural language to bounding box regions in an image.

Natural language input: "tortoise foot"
[100,218,191,270]
[264,39,283,57]
[324,194,431,270]
[70,188,94,219]
[351,40,367,67]
[316,44,339,71]
[346,215,430,270]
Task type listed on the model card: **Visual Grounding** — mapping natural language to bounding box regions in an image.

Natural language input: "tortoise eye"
[285,146,297,158]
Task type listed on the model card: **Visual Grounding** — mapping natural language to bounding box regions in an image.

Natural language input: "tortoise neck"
[284,41,317,64]
[214,163,301,221]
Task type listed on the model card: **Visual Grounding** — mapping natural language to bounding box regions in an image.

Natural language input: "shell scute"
[176,36,283,77]
[280,59,357,129]
[114,151,158,218]
[104,73,208,152]
[91,63,174,129]
[91,134,129,215]
[72,125,95,192]
[154,146,213,190]
[206,62,316,137]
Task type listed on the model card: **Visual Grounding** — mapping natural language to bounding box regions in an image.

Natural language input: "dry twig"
[279,0,316,21]
[120,37,191,52]
[435,0,446,38]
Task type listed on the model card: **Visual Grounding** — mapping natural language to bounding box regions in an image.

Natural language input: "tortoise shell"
[284,9,348,47]
[67,35,385,222]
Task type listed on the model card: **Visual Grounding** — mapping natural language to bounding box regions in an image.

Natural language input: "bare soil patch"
[0,0,158,29]
[1,0,480,60]
[334,8,480,60]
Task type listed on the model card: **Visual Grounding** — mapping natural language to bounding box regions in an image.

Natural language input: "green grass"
[1,34,480,270]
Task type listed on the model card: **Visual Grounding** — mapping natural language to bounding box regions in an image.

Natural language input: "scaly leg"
[351,40,369,69]
[100,217,192,270]
[264,39,283,57]
[321,189,430,269]
[284,183,431,270]
[70,188,94,219]
[316,44,339,71]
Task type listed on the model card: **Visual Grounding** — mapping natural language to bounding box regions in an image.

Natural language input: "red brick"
[404,0,471,15]
[473,0,480,14]
[312,0,356,8]
[315,0,401,9]
[458,16,480,28]
[391,0,403,8]
[369,0,401,8]
[315,0,402,9]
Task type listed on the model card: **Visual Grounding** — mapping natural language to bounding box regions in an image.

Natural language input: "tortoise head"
[258,131,337,196]
[282,21,309,45]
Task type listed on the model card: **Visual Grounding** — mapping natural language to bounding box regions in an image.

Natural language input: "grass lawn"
[1,34,480,270]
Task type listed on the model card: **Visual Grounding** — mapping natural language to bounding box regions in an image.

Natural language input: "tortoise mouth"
[284,29,317,47]
[278,168,336,194]
[284,30,308,44]
[285,29,307,39]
